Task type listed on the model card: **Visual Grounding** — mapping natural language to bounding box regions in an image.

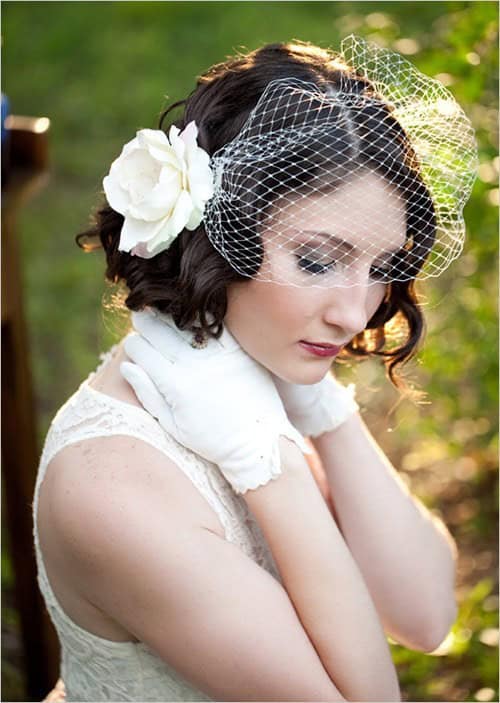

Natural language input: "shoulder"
[42,340,225,541]
[41,434,225,559]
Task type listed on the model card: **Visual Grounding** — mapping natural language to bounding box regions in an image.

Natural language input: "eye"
[294,254,336,275]
[370,251,401,282]
[369,262,393,282]
[370,248,408,282]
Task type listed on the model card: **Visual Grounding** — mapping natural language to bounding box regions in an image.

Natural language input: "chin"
[276,362,332,386]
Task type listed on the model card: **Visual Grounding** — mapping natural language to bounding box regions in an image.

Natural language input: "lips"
[299,340,343,358]
[305,341,339,348]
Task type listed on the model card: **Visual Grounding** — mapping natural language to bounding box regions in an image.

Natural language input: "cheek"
[225,282,286,349]
[225,281,310,358]
[367,284,387,318]
[255,296,309,356]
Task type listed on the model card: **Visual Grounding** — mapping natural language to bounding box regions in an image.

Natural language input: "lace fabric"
[33,349,282,702]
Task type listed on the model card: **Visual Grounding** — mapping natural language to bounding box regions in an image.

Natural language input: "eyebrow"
[299,230,401,259]
[300,231,355,255]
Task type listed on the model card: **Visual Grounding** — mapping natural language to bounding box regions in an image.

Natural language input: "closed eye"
[294,254,337,275]
[369,262,393,281]
[369,251,403,281]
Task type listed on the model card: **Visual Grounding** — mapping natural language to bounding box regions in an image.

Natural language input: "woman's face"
[224,171,406,384]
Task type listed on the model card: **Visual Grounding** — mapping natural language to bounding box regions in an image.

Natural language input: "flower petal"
[118,215,167,252]
[118,150,161,204]
[183,125,204,170]
[180,121,199,149]
[187,154,214,209]
[167,189,194,234]
[129,168,181,221]
[149,144,180,168]
[168,124,181,142]
[143,225,179,257]
[136,128,169,151]
[185,205,204,231]
[169,124,186,162]
[158,163,183,191]
[147,201,190,254]
[103,174,130,215]
[130,241,157,258]
[136,190,193,257]
[136,128,183,169]
[120,136,141,158]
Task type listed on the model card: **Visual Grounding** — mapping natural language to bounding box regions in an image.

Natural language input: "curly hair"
[77,40,432,387]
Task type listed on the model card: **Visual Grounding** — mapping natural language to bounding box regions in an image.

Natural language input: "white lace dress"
[32,350,283,702]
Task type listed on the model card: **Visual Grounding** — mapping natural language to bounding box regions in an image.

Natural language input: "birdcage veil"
[202,35,478,288]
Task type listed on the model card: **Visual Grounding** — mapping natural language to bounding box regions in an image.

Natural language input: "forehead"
[264,171,406,255]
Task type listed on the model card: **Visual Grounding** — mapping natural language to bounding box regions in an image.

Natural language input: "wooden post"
[2,115,60,700]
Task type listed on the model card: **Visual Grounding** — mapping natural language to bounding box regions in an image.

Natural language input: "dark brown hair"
[77,40,431,387]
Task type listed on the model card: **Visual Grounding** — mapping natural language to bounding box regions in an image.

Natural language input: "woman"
[34,37,477,702]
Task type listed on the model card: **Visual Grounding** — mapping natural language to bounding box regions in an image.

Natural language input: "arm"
[244,436,401,702]
[119,313,399,697]
[47,436,347,702]
[311,412,458,652]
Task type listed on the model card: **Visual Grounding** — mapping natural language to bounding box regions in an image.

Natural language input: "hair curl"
[77,40,431,388]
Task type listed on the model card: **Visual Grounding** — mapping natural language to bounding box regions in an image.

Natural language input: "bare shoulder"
[44,340,225,539]
[41,434,225,544]
[37,434,224,626]
[36,432,224,643]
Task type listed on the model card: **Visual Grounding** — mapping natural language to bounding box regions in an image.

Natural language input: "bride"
[34,36,476,702]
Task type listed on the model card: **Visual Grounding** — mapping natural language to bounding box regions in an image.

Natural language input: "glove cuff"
[290,377,359,438]
[224,421,311,495]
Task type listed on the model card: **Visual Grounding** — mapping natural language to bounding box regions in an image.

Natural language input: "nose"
[323,282,370,339]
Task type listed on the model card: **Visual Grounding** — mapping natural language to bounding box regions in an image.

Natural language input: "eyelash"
[369,263,393,281]
[295,255,335,275]
[294,254,393,279]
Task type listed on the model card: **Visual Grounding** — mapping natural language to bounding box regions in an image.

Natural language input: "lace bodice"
[33,349,282,702]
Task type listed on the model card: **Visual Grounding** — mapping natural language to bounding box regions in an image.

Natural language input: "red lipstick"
[298,341,342,358]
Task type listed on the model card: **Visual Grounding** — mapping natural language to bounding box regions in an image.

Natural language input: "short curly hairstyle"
[77,40,433,387]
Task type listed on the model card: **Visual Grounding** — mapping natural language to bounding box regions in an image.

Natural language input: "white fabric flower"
[103,121,214,258]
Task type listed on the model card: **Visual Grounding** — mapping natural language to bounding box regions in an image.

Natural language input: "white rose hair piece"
[103,122,214,259]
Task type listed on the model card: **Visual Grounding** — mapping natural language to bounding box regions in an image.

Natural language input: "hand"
[120,309,309,494]
[272,371,359,439]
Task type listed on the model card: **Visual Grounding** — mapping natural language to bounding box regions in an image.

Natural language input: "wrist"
[310,411,361,452]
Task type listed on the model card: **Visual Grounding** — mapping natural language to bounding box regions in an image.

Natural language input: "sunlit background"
[2,2,498,701]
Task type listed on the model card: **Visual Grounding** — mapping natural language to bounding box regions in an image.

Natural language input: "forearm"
[244,437,401,702]
[312,413,458,652]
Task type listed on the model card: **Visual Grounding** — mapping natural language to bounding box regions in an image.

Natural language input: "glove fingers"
[131,310,190,361]
[120,361,177,437]
[133,308,242,357]
[123,334,177,400]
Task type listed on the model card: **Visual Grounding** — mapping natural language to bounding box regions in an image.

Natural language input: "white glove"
[120,309,310,495]
[272,372,359,439]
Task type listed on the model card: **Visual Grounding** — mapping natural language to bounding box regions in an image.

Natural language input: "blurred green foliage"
[2,2,498,701]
